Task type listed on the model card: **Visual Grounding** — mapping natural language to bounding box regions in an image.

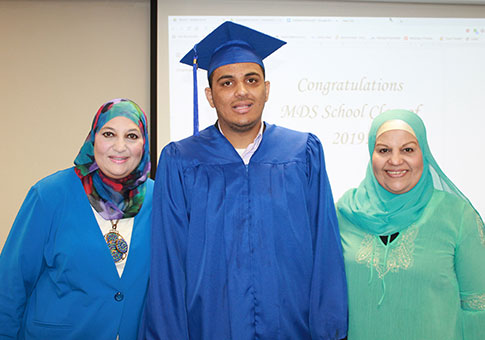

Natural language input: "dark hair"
[208,64,266,88]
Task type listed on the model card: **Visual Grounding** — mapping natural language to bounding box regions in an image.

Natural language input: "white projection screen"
[164,15,485,216]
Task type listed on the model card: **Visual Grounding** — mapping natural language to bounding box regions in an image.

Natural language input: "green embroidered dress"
[337,109,485,340]
[338,189,485,339]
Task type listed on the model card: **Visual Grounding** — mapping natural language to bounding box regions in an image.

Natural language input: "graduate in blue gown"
[140,22,348,340]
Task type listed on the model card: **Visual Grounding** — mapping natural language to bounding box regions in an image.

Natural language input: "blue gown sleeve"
[455,204,485,340]
[139,143,189,340]
[0,186,50,339]
[306,134,348,340]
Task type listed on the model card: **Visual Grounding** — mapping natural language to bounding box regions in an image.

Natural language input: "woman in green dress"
[337,109,485,339]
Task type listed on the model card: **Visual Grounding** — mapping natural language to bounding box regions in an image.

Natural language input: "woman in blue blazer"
[0,98,153,339]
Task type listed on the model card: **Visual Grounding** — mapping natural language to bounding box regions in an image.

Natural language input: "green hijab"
[338,109,482,235]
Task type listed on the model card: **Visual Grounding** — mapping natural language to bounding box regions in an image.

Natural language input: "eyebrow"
[245,72,262,78]
[100,126,140,133]
[215,72,262,83]
[375,141,418,148]
[216,75,233,82]
[402,141,418,147]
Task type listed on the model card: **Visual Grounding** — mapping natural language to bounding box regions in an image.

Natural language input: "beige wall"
[0,0,149,250]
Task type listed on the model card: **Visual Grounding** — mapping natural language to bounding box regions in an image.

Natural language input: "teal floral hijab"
[338,109,483,235]
[74,98,150,220]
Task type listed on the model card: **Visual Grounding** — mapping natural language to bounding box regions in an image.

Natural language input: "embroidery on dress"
[356,225,419,279]
[461,293,485,311]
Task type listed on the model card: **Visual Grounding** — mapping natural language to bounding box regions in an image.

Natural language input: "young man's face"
[205,62,270,135]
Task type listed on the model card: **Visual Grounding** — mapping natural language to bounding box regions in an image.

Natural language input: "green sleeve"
[455,204,485,339]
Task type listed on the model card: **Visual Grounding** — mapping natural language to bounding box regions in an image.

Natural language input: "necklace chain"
[110,219,120,230]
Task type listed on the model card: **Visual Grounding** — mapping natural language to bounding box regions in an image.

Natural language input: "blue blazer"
[0,168,153,339]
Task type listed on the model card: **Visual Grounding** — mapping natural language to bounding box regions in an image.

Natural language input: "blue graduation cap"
[180,21,286,135]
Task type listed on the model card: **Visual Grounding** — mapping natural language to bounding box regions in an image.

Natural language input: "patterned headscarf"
[338,109,483,235]
[74,98,150,220]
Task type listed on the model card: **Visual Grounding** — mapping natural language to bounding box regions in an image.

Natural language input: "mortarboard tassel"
[192,45,200,136]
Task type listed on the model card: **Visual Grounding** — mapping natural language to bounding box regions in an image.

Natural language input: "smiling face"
[205,62,270,136]
[372,129,424,195]
[94,116,144,179]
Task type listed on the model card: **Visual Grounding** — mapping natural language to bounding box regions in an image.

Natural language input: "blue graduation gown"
[141,124,347,340]
[0,168,153,339]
